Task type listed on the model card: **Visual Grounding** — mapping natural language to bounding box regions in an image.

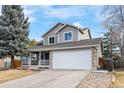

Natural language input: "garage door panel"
[52,49,92,70]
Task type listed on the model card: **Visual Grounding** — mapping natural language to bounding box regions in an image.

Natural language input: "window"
[64,32,72,41]
[41,52,49,60]
[49,36,55,44]
[45,52,49,60]
[31,53,37,60]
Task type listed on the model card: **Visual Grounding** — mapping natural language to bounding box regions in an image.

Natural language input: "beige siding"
[92,44,102,70]
[49,51,53,69]
[96,45,102,67]
[97,46,102,58]
[78,29,90,40]
[43,23,64,45]
[92,48,97,70]
[58,25,78,43]
[43,23,92,45]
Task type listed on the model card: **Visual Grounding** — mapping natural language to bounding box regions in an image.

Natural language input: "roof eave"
[42,22,64,37]
[28,44,100,52]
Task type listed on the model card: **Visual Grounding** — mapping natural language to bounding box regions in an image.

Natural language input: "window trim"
[63,31,73,42]
[48,36,55,45]
[31,53,38,61]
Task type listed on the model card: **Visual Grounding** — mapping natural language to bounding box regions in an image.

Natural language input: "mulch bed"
[77,72,112,88]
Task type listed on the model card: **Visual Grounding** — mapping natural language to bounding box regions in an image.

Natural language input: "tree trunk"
[11,55,14,68]
[119,50,124,68]
[120,55,124,68]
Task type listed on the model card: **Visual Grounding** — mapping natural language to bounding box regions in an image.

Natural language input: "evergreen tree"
[103,32,118,58]
[0,5,29,60]
[103,32,111,58]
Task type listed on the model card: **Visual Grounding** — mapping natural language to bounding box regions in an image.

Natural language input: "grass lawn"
[0,69,35,83]
[112,71,124,88]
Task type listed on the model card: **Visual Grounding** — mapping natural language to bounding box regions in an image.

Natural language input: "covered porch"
[22,51,51,69]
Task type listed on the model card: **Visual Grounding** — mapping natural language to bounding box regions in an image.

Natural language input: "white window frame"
[48,36,55,45]
[31,53,37,60]
[63,31,73,42]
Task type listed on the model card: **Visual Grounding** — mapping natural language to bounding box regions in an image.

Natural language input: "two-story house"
[26,23,102,70]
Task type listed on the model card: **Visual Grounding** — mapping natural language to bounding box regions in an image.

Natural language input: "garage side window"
[64,32,73,42]
[48,36,55,44]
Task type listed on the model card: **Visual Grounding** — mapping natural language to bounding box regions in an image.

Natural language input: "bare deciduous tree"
[102,5,124,67]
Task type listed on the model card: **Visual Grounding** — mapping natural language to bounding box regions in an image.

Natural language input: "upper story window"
[64,32,73,42]
[48,36,55,44]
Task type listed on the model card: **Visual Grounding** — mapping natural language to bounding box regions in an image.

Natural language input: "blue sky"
[0,5,107,41]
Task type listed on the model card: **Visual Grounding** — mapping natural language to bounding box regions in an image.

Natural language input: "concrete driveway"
[0,70,89,88]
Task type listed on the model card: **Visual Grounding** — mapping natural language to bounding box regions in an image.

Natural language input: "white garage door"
[52,49,92,70]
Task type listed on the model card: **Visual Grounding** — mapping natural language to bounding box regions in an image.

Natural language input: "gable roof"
[42,22,91,37]
[42,23,65,37]
[55,24,85,34]
[87,29,92,39]
[28,38,102,51]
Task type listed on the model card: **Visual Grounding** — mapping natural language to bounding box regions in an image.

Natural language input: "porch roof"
[28,38,102,52]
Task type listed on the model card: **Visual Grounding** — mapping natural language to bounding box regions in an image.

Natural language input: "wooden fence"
[113,60,124,69]
[98,57,124,70]
[98,58,108,69]
[11,60,21,69]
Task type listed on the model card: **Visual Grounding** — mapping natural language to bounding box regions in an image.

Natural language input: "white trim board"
[48,35,56,45]
[63,31,73,42]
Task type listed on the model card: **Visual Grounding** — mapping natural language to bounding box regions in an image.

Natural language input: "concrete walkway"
[0,70,89,88]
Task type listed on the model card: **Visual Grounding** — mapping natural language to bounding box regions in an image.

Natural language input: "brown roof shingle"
[28,38,102,51]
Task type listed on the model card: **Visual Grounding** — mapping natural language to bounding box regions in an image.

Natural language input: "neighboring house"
[25,23,102,70]
[112,47,120,56]
[0,56,11,70]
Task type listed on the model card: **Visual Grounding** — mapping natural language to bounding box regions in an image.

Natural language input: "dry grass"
[112,71,124,88]
[0,69,35,83]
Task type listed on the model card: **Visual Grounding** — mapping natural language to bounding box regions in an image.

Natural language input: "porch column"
[29,52,31,66]
[38,51,41,66]
[49,52,52,69]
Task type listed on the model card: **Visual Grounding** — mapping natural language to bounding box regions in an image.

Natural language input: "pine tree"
[0,5,29,61]
[103,32,117,58]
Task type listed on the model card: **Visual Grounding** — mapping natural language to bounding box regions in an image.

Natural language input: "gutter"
[28,44,100,52]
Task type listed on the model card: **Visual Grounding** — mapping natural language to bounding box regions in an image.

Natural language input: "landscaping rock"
[77,72,112,88]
